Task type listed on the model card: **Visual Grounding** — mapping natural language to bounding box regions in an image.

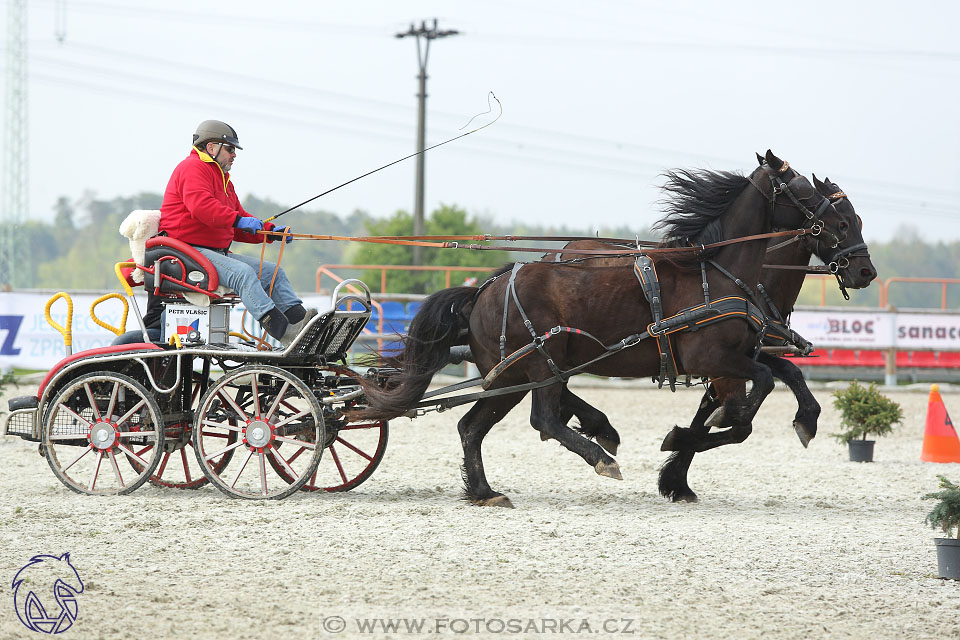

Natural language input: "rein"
[258,228,812,257]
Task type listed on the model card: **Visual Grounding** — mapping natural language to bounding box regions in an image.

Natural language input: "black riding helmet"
[192,120,243,150]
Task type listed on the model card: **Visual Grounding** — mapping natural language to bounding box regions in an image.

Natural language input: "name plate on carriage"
[163,303,211,343]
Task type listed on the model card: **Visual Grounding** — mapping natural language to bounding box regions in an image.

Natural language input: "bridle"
[749,160,868,299]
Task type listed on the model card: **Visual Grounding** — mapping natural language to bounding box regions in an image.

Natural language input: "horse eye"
[839,221,849,232]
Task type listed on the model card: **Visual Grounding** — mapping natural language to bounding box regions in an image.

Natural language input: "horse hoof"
[660,427,681,452]
[539,432,550,442]
[596,435,619,456]
[705,407,725,428]
[794,420,815,448]
[479,495,515,508]
[672,493,699,503]
[595,460,623,480]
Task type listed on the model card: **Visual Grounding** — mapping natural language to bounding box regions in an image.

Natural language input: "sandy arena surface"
[1,378,959,640]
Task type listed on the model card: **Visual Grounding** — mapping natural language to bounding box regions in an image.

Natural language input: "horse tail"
[351,286,477,420]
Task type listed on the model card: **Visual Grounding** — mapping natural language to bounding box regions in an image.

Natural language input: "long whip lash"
[265,92,503,223]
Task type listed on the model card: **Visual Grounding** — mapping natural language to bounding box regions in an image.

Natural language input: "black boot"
[284,304,306,324]
[259,307,288,341]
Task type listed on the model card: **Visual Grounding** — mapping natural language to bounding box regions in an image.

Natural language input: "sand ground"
[0,378,958,640]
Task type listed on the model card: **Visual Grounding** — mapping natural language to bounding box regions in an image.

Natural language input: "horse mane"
[653,168,751,267]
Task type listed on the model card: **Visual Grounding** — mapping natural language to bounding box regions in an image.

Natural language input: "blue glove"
[236,217,264,234]
[276,226,293,244]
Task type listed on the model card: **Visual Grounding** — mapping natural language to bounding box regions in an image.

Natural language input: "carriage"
[2,151,877,506]
[1,236,389,499]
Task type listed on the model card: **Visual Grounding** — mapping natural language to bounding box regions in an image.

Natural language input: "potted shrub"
[923,475,960,580]
[831,380,903,462]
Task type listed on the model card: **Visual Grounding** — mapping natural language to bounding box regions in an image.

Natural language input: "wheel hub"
[244,420,273,448]
[89,421,118,450]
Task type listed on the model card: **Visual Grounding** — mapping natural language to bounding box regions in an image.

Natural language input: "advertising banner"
[789,309,894,348]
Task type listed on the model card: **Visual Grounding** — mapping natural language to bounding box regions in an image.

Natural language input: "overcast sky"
[8,0,960,242]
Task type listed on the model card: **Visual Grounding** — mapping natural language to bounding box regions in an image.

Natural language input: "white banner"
[0,292,334,371]
[789,309,894,348]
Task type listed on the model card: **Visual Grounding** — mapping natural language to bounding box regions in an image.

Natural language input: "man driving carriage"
[157,119,315,345]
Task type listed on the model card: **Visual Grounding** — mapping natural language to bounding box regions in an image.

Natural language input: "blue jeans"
[194,248,301,320]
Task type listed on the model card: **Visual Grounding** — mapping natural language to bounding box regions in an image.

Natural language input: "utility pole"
[2,0,28,288]
[395,19,459,266]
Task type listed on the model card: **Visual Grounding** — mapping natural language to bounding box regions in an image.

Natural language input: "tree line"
[9,191,959,309]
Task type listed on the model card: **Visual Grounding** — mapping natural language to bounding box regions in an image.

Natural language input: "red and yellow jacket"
[159,148,276,249]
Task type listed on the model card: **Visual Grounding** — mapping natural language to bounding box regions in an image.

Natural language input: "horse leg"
[658,385,722,503]
[557,385,621,455]
[662,357,775,454]
[458,393,528,508]
[757,352,819,447]
[704,354,819,448]
[531,384,622,480]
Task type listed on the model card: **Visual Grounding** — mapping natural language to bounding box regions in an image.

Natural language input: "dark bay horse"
[549,173,875,501]
[354,151,874,507]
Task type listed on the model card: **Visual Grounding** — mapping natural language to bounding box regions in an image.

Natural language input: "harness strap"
[756,284,782,323]
[633,255,679,390]
[500,263,562,378]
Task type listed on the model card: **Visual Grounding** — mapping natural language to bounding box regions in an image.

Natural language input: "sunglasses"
[220,144,236,154]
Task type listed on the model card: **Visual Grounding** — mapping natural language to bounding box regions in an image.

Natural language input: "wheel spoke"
[84,383,102,420]
[88,451,104,491]
[60,444,94,472]
[105,381,120,420]
[274,435,316,449]
[59,404,92,429]
[258,451,268,496]
[335,436,374,462]
[116,442,151,468]
[251,375,261,419]
[205,438,245,462]
[180,448,192,483]
[264,381,290,422]
[268,446,300,480]
[152,449,169,476]
[107,449,125,487]
[114,399,147,428]
[229,449,255,488]
[329,443,348,484]
[284,446,307,465]
[201,418,244,432]
[274,408,310,430]
[219,389,250,423]
[49,432,91,442]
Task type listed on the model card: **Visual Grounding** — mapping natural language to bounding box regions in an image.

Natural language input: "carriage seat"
[142,236,235,306]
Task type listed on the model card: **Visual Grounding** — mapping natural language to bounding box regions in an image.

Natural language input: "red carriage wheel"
[192,365,324,499]
[270,419,388,492]
[42,372,165,495]
[128,375,235,489]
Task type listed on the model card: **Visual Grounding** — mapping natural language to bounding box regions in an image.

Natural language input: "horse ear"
[812,173,825,192]
[764,149,784,170]
[755,152,765,166]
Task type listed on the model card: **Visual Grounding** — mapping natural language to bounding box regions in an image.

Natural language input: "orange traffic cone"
[921,384,960,463]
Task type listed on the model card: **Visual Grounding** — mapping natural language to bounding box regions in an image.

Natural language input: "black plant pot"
[848,439,875,462]
[935,538,960,580]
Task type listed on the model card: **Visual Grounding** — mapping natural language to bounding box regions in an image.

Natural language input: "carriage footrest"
[8,395,38,411]
[3,398,39,440]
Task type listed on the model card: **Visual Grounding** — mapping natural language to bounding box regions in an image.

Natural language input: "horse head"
[756,150,876,290]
